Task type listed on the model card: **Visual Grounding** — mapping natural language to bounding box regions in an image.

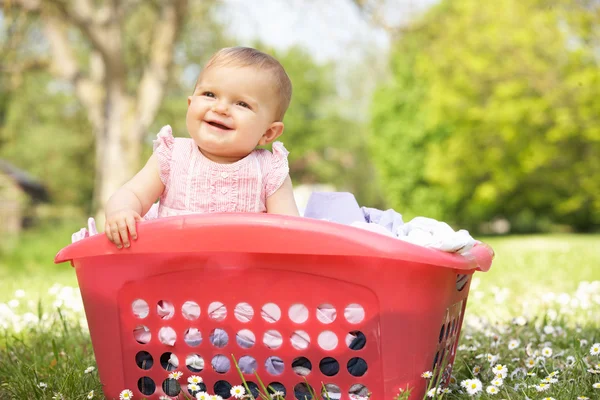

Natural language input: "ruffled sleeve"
[152,125,175,186]
[265,141,290,197]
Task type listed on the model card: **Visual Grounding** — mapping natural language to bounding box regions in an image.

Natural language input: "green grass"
[0,226,599,399]
[0,221,80,304]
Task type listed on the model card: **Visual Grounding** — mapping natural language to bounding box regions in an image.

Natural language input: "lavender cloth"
[361,206,404,236]
[303,192,365,225]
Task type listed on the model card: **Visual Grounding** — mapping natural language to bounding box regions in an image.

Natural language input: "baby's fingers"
[105,222,115,244]
[110,222,123,248]
[126,215,138,241]
[117,220,131,248]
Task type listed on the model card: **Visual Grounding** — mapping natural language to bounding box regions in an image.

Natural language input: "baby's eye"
[237,101,251,109]
[202,91,215,98]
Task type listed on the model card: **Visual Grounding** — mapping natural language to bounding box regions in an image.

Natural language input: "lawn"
[0,223,599,399]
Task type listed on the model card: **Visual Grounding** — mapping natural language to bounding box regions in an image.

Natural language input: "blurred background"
[0,0,598,248]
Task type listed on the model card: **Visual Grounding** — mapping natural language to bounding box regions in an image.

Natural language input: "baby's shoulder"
[252,142,289,162]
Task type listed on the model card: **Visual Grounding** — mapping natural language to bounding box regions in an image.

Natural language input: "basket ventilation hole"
[318,330,338,351]
[234,302,254,322]
[157,300,174,320]
[239,355,258,374]
[158,327,177,346]
[210,328,229,348]
[289,304,309,324]
[267,382,286,397]
[265,356,284,375]
[261,303,281,323]
[236,329,255,348]
[344,303,365,324]
[133,325,150,344]
[182,300,200,320]
[186,353,204,372]
[214,380,232,399]
[290,330,310,350]
[208,301,227,321]
[292,356,312,376]
[162,378,181,396]
[263,329,283,349]
[294,383,314,400]
[137,377,155,395]
[347,357,368,377]
[349,384,369,397]
[319,357,340,376]
[159,352,178,371]
[323,384,341,400]
[184,328,202,347]
[212,354,230,373]
[346,331,366,350]
[316,303,336,324]
[132,299,149,319]
[135,351,153,370]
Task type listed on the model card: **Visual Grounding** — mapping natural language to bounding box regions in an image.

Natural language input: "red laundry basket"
[55,214,493,399]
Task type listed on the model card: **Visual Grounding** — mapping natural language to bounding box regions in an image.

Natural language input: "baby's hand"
[105,209,142,249]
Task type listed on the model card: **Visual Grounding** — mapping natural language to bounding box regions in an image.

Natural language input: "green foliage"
[370,0,600,232]
[0,72,95,210]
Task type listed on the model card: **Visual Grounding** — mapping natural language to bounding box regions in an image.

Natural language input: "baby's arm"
[266,175,300,216]
[105,154,165,248]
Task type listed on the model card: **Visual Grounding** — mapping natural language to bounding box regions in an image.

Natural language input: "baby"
[105,47,299,248]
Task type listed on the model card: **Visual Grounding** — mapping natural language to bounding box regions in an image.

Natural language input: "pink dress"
[152,125,289,218]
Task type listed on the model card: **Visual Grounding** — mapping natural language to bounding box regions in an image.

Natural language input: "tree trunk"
[7,0,188,223]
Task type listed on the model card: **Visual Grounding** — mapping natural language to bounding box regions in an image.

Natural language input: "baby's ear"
[187,96,192,106]
[258,122,284,146]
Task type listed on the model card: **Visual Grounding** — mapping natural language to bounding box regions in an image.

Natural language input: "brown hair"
[195,47,293,121]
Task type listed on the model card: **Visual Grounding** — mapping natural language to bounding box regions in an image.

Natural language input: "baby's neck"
[197,146,249,164]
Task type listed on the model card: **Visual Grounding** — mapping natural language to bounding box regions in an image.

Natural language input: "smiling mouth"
[206,120,232,130]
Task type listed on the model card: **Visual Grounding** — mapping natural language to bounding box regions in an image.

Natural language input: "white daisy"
[230,385,246,399]
[535,383,550,392]
[188,375,203,384]
[492,364,508,378]
[566,356,576,366]
[491,377,503,387]
[590,343,600,356]
[188,383,200,392]
[119,389,133,400]
[168,371,183,380]
[466,379,482,395]
[38,382,48,389]
[593,382,600,389]
[421,371,433,379]
[196,392,210,400]
[486,385,499,394]
[87,391,94,399]
[525,357,536,368]
[84,366,95,374]
[508,339,520,350]
[542,347,553,358]
[426,388,436,398]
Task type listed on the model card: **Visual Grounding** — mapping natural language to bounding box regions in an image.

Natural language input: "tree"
[1,0,213,218]
[370,0,600,232]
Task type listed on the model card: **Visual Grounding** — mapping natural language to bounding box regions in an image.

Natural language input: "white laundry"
[352,216,476,254]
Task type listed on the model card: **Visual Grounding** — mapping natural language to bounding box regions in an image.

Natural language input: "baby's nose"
[212,102,229,114]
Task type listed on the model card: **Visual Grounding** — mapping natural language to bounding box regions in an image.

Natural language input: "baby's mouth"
[205,120,232,130]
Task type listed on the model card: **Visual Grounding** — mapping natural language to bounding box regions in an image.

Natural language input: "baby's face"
[186,65,281,163]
